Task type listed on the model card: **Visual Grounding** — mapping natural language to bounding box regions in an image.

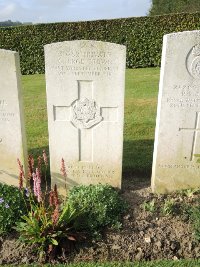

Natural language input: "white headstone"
[45,40,126,195]
[152,30,200,193]
[0,49,27,187]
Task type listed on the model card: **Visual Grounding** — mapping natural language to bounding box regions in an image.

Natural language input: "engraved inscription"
[66,164,115,179]
[167,97,200,108]
[166,85,200,109]
[0,100,7,110]
[174,84,200,96]
[71,98,102,129]
[0,99,14,122]
[0,112,15,122]
[48,47,119,77]
[159,164,200,169]
[0,99,15,122]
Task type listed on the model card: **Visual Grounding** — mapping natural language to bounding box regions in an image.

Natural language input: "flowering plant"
[15,153,85,261]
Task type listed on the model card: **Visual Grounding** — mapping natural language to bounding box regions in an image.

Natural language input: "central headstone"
[45,40,126,195]
[152,30,200,193]
[0,50,27,186]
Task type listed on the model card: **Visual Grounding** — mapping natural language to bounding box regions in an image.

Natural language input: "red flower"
[17,158,25,190]
[52,206,59,225]
[53,184,59,206]
[49,190,54,207]
[28,154,34,180]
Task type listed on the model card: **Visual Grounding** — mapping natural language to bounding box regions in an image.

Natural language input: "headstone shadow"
[122,139,154,190]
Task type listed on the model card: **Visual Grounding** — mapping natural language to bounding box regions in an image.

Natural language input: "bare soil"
[1,176,200,264]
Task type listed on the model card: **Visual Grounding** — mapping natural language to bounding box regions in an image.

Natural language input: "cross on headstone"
[179,112,200,161]
[54,80,118,162]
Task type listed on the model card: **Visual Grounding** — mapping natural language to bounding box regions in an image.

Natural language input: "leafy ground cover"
[2,68,200,265]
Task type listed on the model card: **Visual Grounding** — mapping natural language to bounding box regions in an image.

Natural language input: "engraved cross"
[54,80,118,162]
[179,112,200,161]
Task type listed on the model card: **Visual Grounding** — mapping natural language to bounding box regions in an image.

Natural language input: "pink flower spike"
[18,170,23,190]
[17,158,25,178]
[52,206,59,225]
[32,172,37,197]
[42,150,48,166]
[17,158,25,190]
[60,158,67,178]
[36,168,42,202]
[28,155,34,180]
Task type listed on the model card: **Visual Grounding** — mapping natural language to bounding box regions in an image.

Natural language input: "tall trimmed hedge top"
[0,13,200,74]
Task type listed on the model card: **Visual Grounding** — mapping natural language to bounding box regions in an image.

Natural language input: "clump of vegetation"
[67,184,127,236]
[180,188,200,199]
[161,198,176,216]
[141,199,156,213]
[0,183,27,234]
[15,184,84,261]
[12,152,127,261]
[15,153,86,261]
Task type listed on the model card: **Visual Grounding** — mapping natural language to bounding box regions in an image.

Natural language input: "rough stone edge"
[151,34,168,193]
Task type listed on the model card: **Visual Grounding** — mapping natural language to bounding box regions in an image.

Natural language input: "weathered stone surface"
[45,40,126,195]
[0,49,27,186]
[152,30,200,193]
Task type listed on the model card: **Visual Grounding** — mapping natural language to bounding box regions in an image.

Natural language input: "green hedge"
[1,13,200,74]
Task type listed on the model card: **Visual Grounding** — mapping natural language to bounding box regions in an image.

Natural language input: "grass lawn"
[21,67,160,177]
[124,68,159,176]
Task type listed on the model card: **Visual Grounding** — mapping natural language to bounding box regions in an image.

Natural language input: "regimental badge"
[187,44,200,79]
[71,98,103,129]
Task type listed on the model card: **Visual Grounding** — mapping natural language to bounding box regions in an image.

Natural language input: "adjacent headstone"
[152,30,200,193]
[0,50,27,186]
[45,40,126,195]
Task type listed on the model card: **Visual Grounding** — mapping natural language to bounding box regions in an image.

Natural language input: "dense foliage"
[67,184,127,235]
[0,13,200,74]
[149,0,200,16]
[0,13,197,74]
[0,183,27,234]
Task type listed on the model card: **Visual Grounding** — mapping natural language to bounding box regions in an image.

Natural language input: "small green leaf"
[51,238,58,246]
